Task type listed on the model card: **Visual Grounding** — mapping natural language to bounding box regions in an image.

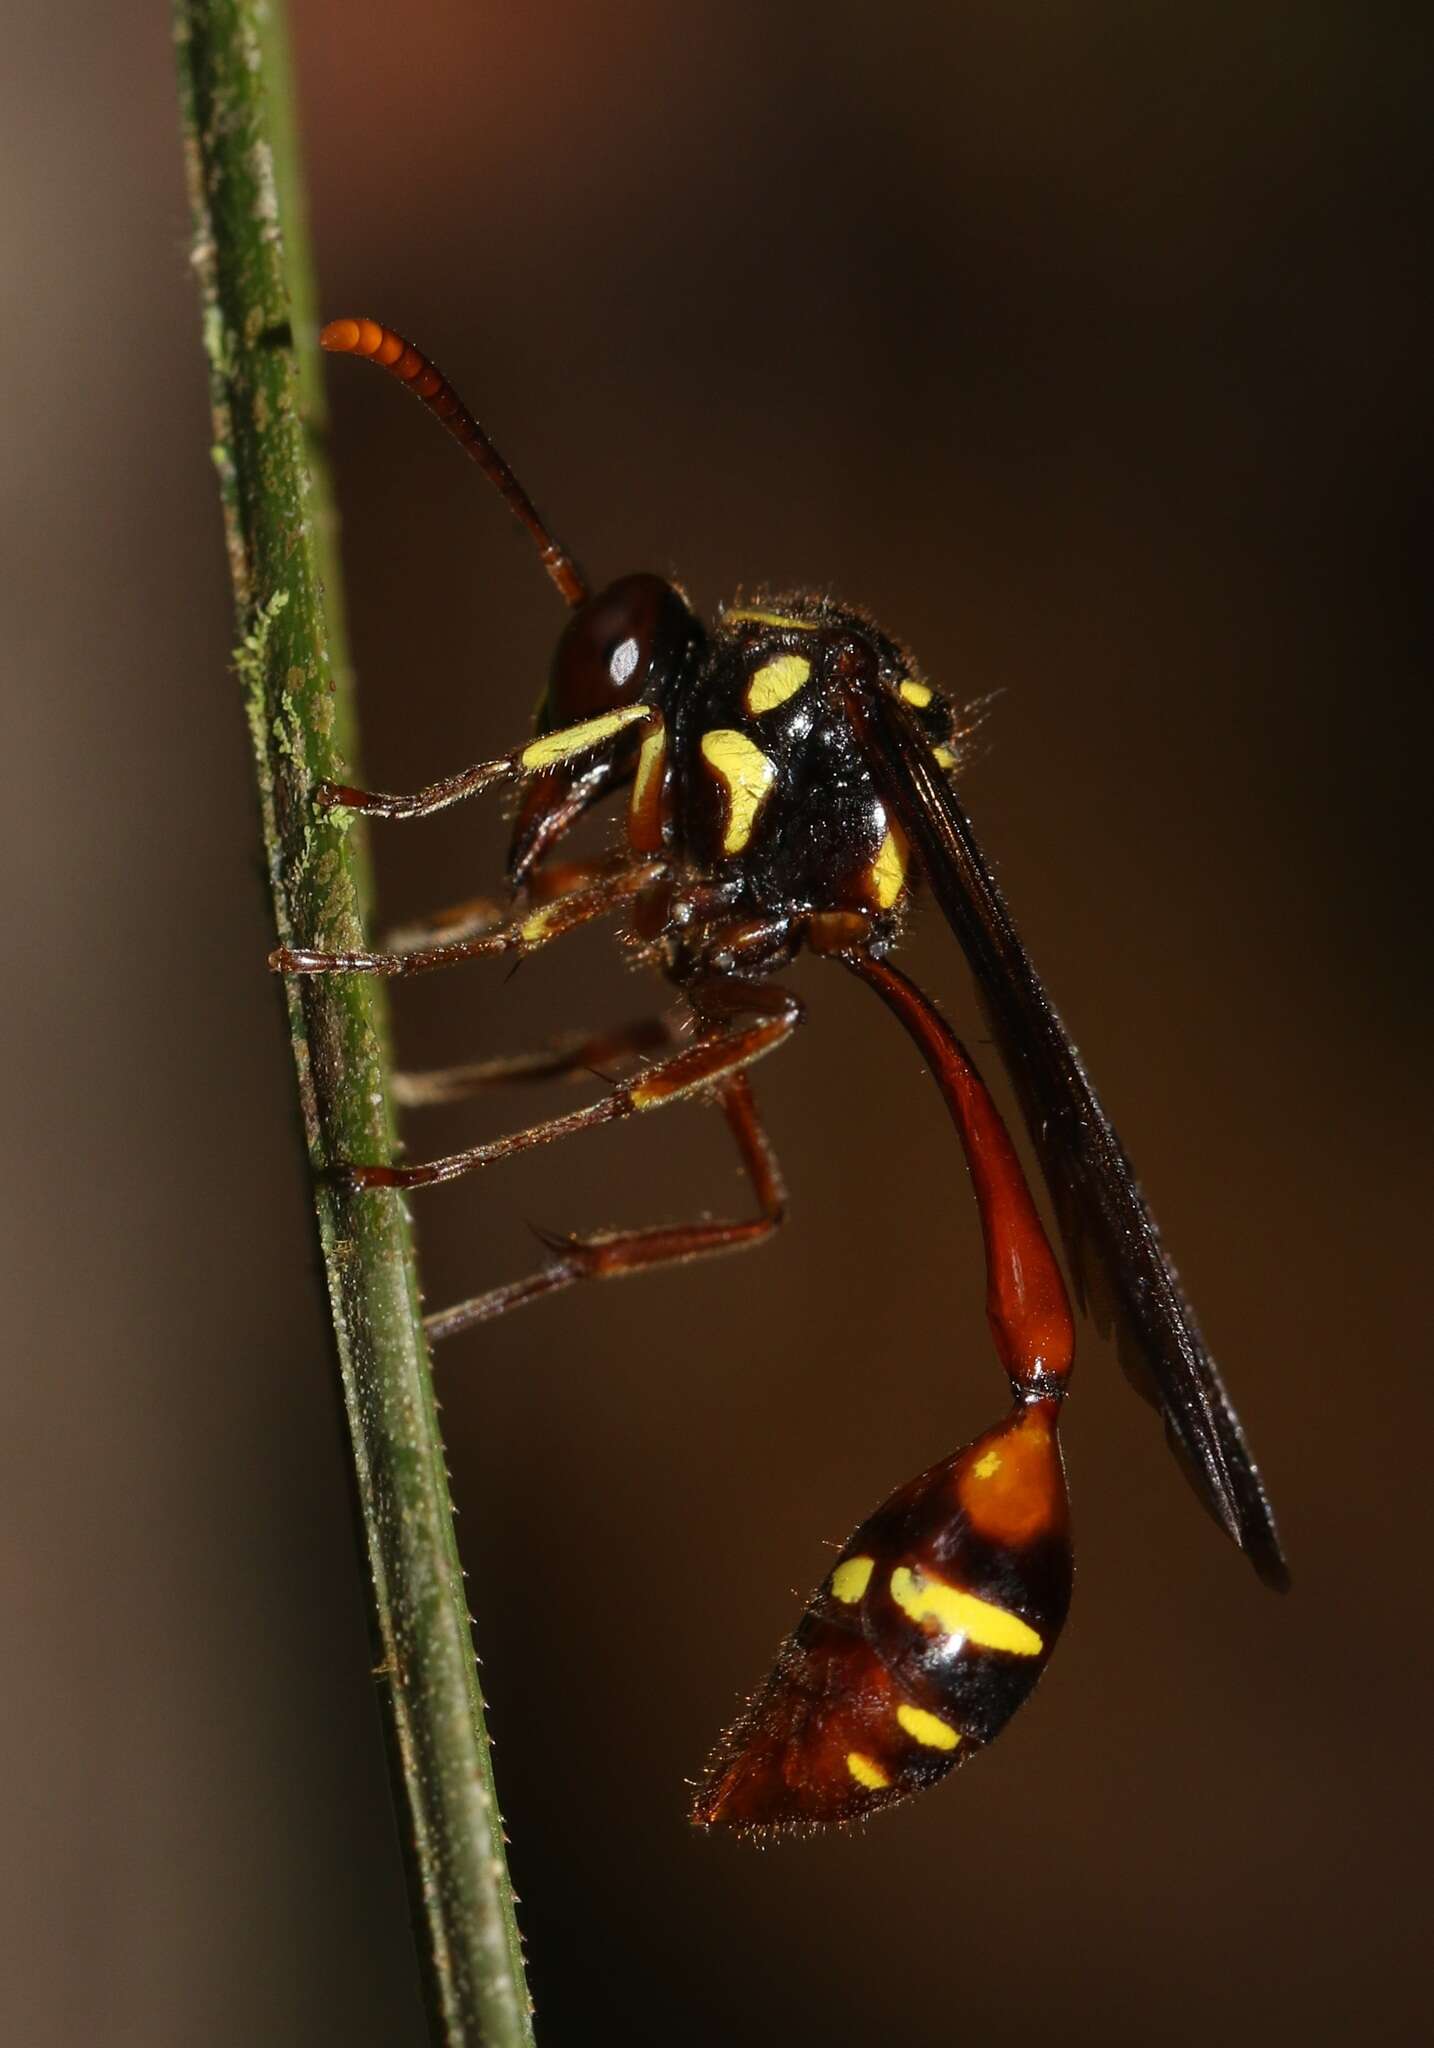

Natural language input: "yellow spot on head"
[972,1450,1002,1480]
[889,1565,1043,1658]
[846,1751,890,1790]
[831,1555,874,1604]
[867,825,908,910]
[896,1703,961,1752]
[900,679,933,708]
[932,745,957,772]
[700,729,777,855]
[745,654,810,714]
[722,608,821,632]
[520,704,650,771]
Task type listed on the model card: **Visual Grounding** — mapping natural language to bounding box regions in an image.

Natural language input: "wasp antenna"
[320,316,589,609]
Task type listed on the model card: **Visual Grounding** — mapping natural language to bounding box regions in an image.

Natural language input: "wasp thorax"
[654,602,955,925]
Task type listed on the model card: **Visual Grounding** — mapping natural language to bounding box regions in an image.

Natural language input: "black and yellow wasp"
[273,316,1285,1831]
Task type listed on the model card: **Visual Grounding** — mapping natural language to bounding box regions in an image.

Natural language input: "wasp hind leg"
[392,1014,675,1108]
[424,1073,786,1340]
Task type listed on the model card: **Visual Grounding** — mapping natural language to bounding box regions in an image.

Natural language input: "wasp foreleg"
[315,703,652,821]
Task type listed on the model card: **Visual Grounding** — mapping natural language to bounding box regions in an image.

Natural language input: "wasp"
[273,317,1287,1833]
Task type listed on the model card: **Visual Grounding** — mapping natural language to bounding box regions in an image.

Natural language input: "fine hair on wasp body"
[272,315,1286,1835]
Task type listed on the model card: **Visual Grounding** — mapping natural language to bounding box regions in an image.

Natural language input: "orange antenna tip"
[317,313,589,609]
[319,317,363,353]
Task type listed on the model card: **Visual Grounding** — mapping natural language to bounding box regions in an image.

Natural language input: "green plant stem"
[174,5,535,2041]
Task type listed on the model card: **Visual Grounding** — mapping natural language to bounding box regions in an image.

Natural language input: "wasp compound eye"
[506,574,701,884]
[542,574,692,726]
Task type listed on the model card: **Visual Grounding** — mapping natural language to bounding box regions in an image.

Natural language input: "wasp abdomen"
[694,1401,1071,1831]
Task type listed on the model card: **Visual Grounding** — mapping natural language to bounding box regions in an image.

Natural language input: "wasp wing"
[844,672,1287,1589]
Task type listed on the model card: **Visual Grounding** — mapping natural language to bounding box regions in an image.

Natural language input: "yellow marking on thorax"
[831,1555,874,1604]
[519,904,558,945]
[896,1703,961,1752]
[628,724,668,852]
[520,703,650,771]
[745,654,810,715]
[889,1565,1043,1657]
[932,745,957,772]
[900,679,933,708]
[846,1751,891,1790]
[632,726,666,808]
[722,608,821,632]
[701,729,777,855]
[867,823,909,910]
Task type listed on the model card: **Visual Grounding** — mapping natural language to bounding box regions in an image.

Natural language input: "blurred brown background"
[4,3,1431,2043]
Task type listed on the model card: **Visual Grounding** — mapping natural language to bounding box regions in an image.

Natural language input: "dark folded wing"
[845,675,1288,1590]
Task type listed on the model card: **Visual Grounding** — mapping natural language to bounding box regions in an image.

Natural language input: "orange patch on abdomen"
[955,1406,1064,1548]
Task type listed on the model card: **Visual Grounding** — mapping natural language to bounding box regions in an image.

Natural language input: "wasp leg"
[269,858,665,978]
[339,980,802,1191]
[380,893,505,954]
[392,1015,675,1107]
[316,704,653,820]
[380,851,636,956]
[424,1074,785,1341]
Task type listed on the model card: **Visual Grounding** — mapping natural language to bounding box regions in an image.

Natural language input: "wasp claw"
[332,1161,407,1192]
